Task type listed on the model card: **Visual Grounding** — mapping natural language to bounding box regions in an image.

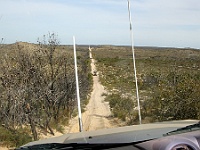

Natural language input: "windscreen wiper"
[16,143,135,150]
[164,121,200,136]
[16,139,153,150]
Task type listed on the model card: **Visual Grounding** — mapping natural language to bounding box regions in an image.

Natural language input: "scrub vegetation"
[93,46,200,124]
[0,33,92,147]
[0,42,199,147]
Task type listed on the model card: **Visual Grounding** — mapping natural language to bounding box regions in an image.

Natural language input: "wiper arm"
[16,143,137,150]
[16,139,154,150]
[164,121,200,136]
[16,143,129,150]
[16,143,72,150]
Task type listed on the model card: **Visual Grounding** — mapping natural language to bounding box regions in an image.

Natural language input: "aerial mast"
[127,0,142,124]
[73,36,83,132]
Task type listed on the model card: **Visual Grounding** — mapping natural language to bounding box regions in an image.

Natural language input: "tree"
[0,33,77,140]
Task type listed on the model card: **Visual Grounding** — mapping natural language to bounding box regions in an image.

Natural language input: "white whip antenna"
[127,0,142,124]
[73,36,83,132]
[0,38,3,44]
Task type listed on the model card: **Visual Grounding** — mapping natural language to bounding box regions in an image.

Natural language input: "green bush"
[105,94,136,123]
[93,46,200,123]
[0,127,32,147]
[142,72,200,121]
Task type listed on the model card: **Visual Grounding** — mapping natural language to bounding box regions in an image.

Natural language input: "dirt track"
[67,47,115,133]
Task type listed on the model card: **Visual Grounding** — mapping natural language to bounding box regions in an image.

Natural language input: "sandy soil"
[0,147,9,150]
[66,47,118,133]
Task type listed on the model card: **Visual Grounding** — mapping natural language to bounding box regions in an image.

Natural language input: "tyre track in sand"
[67,47,118,133]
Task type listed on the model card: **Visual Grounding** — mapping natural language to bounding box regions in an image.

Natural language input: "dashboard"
[107,130,200,150]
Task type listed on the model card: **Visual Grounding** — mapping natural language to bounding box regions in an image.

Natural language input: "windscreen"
[0,0,199,149]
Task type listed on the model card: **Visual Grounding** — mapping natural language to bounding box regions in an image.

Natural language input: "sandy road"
[83,53,112,131]
[67,47,115,133]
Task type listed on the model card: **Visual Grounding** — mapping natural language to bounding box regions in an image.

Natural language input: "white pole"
[73,36,83,132]
[127,0,142,124]
[0,38,3,44]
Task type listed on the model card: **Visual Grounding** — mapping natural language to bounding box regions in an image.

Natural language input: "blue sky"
[0,0,200,48]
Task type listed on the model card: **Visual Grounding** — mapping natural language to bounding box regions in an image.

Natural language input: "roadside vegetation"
[0,33,92,147]
[93,46,200,124]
